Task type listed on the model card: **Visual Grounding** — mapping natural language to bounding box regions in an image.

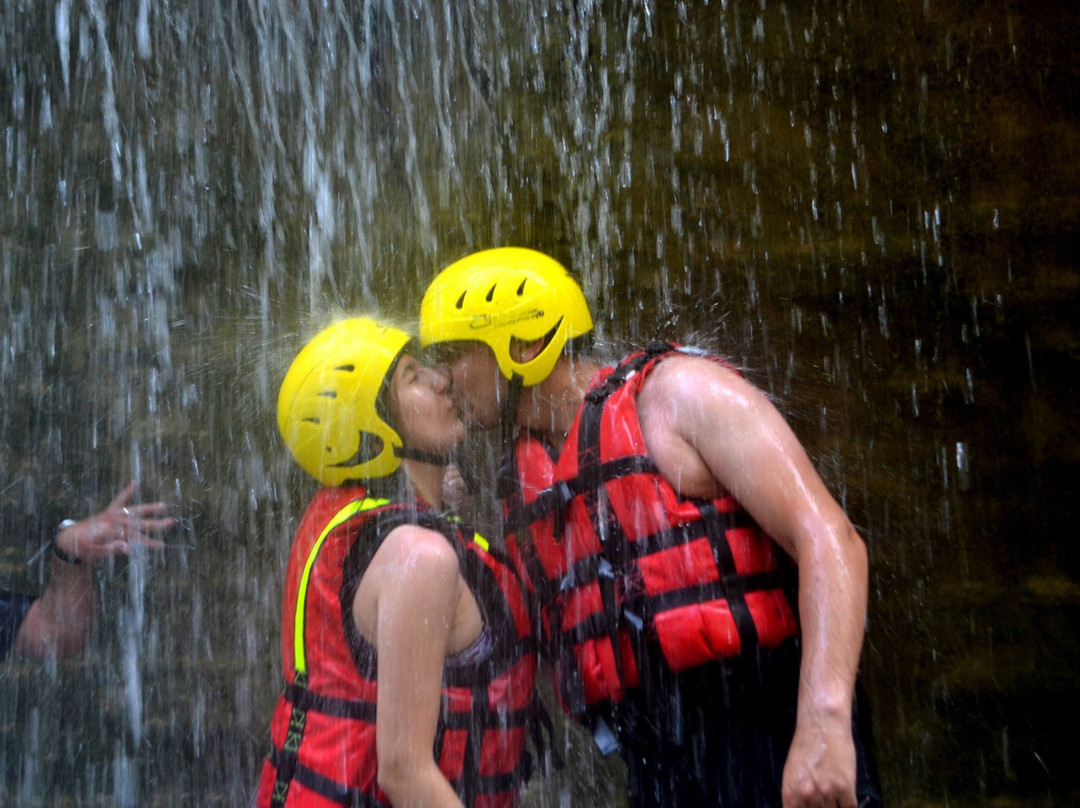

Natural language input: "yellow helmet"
[419,247,593,386]
[277,318,412,486]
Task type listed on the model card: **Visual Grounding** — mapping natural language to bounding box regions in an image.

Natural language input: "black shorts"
[607,645,882,808]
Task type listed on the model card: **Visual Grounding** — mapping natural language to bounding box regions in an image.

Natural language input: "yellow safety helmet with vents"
[277,318,411,486]
[419,247,593,386]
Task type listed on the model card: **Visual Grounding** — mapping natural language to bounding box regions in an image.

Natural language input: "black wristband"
[53,520,83,565]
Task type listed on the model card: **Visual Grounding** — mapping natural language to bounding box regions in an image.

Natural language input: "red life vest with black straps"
[256,485,539,808]
[501,344,800,717]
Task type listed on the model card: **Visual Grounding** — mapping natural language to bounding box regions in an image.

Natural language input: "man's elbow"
[843,522,869,574]
[835,521,870,611]
[49,626,91,660]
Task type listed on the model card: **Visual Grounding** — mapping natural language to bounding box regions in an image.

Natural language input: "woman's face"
[387,352,466,455]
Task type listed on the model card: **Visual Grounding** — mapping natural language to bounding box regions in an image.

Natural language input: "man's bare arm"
[639,356,868,808]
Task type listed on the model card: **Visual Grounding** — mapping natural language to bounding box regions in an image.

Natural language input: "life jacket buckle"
[592,715,620,756]
[553,480,574,506]
[551,480,573,539]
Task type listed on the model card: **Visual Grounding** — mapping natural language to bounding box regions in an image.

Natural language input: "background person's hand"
[54,481,174,565]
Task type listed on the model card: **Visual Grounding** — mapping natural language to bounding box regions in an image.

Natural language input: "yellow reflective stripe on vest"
[293,497,389,676]
[446,513,490,553]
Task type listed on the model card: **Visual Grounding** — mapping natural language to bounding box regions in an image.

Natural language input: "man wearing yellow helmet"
[256,317,541,808]
[420,249,881,808]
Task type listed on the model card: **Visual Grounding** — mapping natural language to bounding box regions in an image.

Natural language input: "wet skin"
[388,352,467,453]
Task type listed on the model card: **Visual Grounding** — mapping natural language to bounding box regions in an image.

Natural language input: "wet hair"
[563,330,597,362]
[374,348,406,432]
[364,345,410,498]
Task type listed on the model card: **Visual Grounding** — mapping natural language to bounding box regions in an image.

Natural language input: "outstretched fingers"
[123,501,172,519]
[127,534,168,551]
[92,486,176,557]
[107,480,141,511]
[120,500,175,551]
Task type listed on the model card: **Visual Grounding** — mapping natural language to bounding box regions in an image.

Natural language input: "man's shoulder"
[637,349,746,401]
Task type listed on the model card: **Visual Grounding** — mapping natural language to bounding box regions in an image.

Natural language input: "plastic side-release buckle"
[551,479,573,539]
[592,715,620,756]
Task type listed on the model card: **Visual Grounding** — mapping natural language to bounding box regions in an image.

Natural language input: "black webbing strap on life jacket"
[566,347,662,705]
[502,455,658,537]
[551,503,792,621]
[430,693,546,799]
[438,558,526,807]
[268,743,381,807]
[459,683,488,808]
[281,682,377,721]
[549,499,771,657]
[695,499,761,656]
[269,670,309,808]
[270,673,386,808]
[497,433,566,667]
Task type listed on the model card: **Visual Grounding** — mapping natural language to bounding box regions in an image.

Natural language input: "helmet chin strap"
[392,372,524,490]
[500,372,525,451]
[393,445,455,466]
[394,444,481,499]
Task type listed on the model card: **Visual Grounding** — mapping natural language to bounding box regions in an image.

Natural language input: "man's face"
[433,342,506,430]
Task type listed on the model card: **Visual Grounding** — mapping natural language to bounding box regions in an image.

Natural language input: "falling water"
[1,1,1077,806]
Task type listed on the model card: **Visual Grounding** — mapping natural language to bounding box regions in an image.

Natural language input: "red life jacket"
[502,344,799,716]
[257,485,539,808]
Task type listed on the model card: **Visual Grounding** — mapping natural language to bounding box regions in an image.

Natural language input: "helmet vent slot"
[455,291,467,309]
[302,417,320,424]
[333,364,355,372]
[517,279,527,295]
[317,390,337,398]
[485,284,497,302]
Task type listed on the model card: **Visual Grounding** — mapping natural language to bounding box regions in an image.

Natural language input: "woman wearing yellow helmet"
[257,318,540,808]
